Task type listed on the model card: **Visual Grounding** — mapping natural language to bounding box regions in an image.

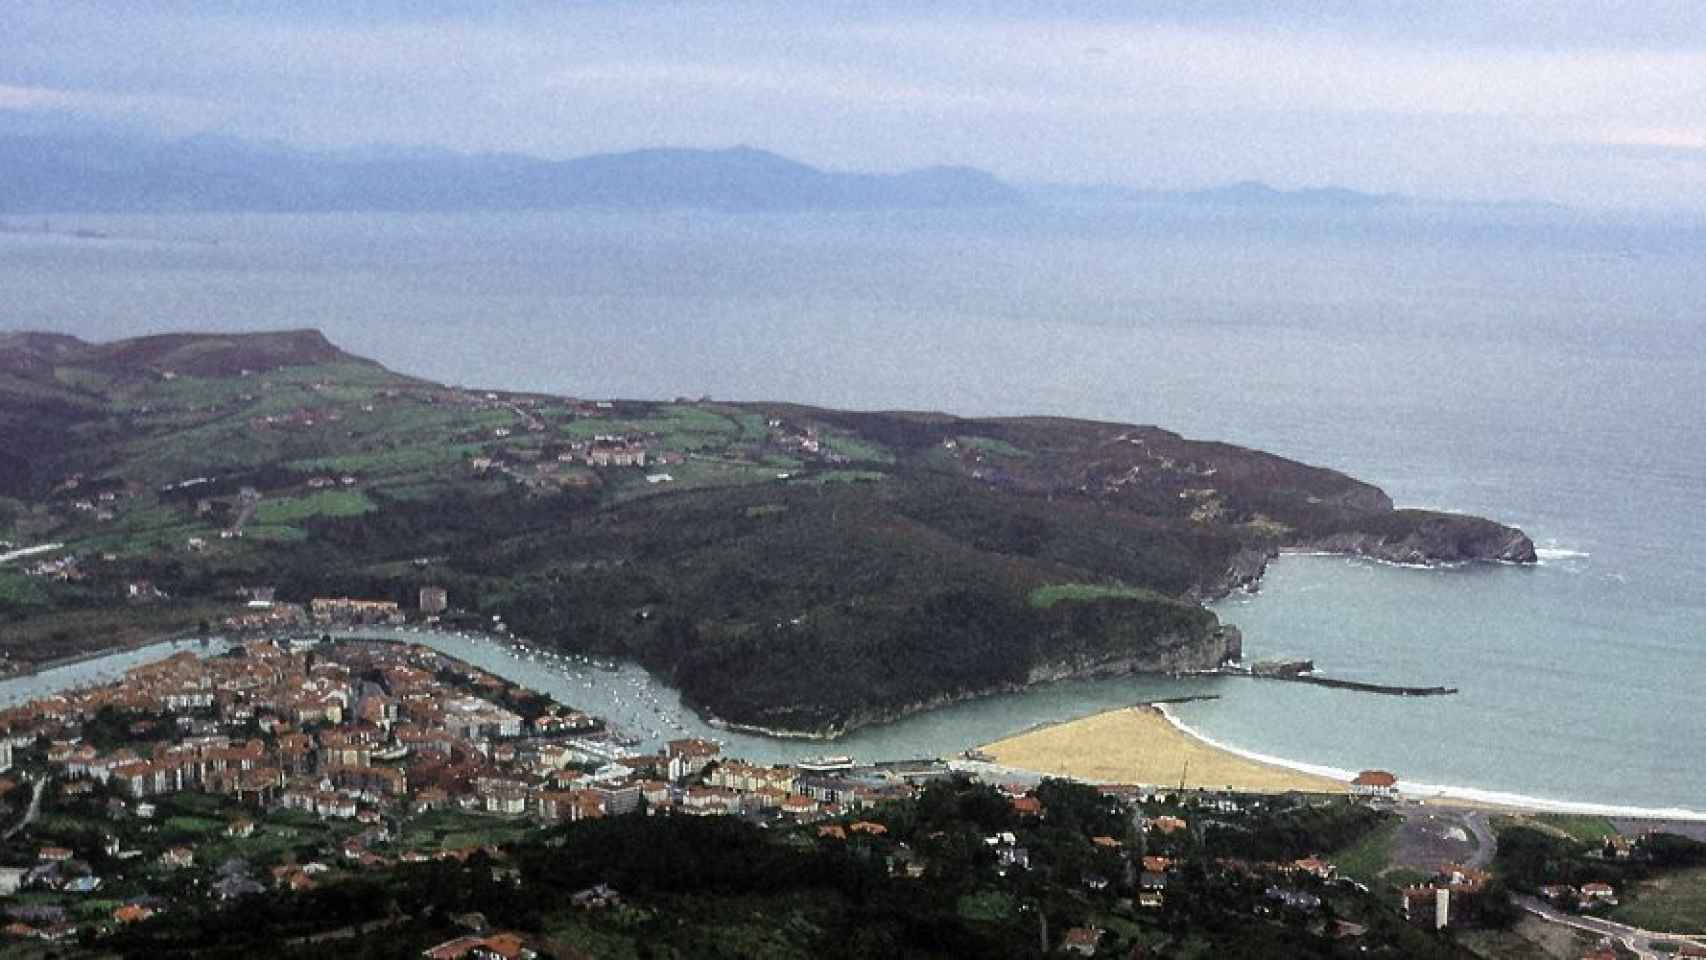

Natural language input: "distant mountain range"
[0,133,1021,214]
[0,124,1442,214]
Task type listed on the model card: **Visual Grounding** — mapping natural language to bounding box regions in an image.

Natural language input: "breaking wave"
[1157,705,1706,821]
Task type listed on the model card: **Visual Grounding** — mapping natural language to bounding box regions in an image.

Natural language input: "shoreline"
[980,704,1347,795]
[0,634,211,682]
[976,699,1706,821]
[1156,705,1706,821]
[12,624,1706,821]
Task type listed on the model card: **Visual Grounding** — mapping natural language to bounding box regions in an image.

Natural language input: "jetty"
[1227,660,1457,697]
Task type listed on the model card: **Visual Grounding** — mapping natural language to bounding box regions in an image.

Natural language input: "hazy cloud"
[6,2,1706,210]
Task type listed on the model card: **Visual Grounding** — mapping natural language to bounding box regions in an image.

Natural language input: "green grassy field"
[254,489,378,525]
[392,808,537,852]
[1532,814,1619,844]
[290,441,484,478]
[821,431,894,464]
[955,889,1017,924]
[1328,820,1402,886]
[1614,867,1706,932]
[244,523,309,542]
[606,457,782,503]
[558,404,750,453]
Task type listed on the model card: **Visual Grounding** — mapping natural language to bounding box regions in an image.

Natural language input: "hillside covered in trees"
[0,330,1534,733]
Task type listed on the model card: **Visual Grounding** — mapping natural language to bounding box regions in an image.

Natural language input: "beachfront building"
[1351,770,1399,798]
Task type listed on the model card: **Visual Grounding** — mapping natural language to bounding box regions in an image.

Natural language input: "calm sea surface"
[4,204,1704,810]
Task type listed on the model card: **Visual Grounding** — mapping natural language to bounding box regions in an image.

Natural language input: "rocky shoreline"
[703,516,1533,740]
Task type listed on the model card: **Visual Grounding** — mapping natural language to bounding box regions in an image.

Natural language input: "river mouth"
[15,555,1705,821]
[334,626,1237,766]
[0,624,1228,766]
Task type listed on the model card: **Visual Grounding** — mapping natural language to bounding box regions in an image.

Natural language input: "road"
[0,542,65,565]
[1518,894,1706,960]
[3,776,47,840]
[1461,810,1496,871]
[1387,802,1496,876]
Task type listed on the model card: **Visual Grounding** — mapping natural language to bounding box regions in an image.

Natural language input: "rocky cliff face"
[734,623,1245,739]
[1024,623,1241,684]
[1195,547,1275,601]
[1299,509,1536,565]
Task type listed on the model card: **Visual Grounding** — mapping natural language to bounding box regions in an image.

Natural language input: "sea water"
[4,203,1703,810]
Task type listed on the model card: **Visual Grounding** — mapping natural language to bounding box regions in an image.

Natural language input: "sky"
[5,1,1706,211]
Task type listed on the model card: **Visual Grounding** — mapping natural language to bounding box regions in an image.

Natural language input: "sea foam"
[1157,705,1706,821]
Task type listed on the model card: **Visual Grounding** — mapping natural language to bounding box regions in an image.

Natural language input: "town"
[0,621,1685,959]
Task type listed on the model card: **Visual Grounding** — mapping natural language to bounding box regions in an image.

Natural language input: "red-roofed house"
[1062,926,1104,956]
[1351,770,1399,797]
[1294,856,1335,879]
[421,932,537,959]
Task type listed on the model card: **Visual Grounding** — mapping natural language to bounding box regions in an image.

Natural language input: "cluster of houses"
[766,418,860,466]
[470,412,865,490]
[466,436,685,490]
[580,436,653,468]
[18,552,83,581]
[248,406,344,431]
[3,638,939,859]
[1537,879,1620,913]
[767,419,824,456]
[221,602,308,632]
[633,742,923,820]
[66,488,123,524]
[309,597,405,625]
[225,589,445,633]
[1399,864,1495,929]
[2,641,581,825]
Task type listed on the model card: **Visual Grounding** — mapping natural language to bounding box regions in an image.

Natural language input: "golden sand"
[980,705,1347,795]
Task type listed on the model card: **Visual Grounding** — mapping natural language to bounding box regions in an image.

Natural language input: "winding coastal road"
[1461,810,1496,871]
[3,776,47,841]
[1517,894,1705,960]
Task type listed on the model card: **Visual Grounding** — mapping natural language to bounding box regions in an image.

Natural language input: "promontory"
[0,330,1534,734]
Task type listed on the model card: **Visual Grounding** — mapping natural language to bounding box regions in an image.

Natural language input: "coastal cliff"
[1297,509,1537,565]
[1198,512,1536,599]
[704,624,1245,739]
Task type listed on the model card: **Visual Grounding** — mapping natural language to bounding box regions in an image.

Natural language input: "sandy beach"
[980,705,1348,794]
